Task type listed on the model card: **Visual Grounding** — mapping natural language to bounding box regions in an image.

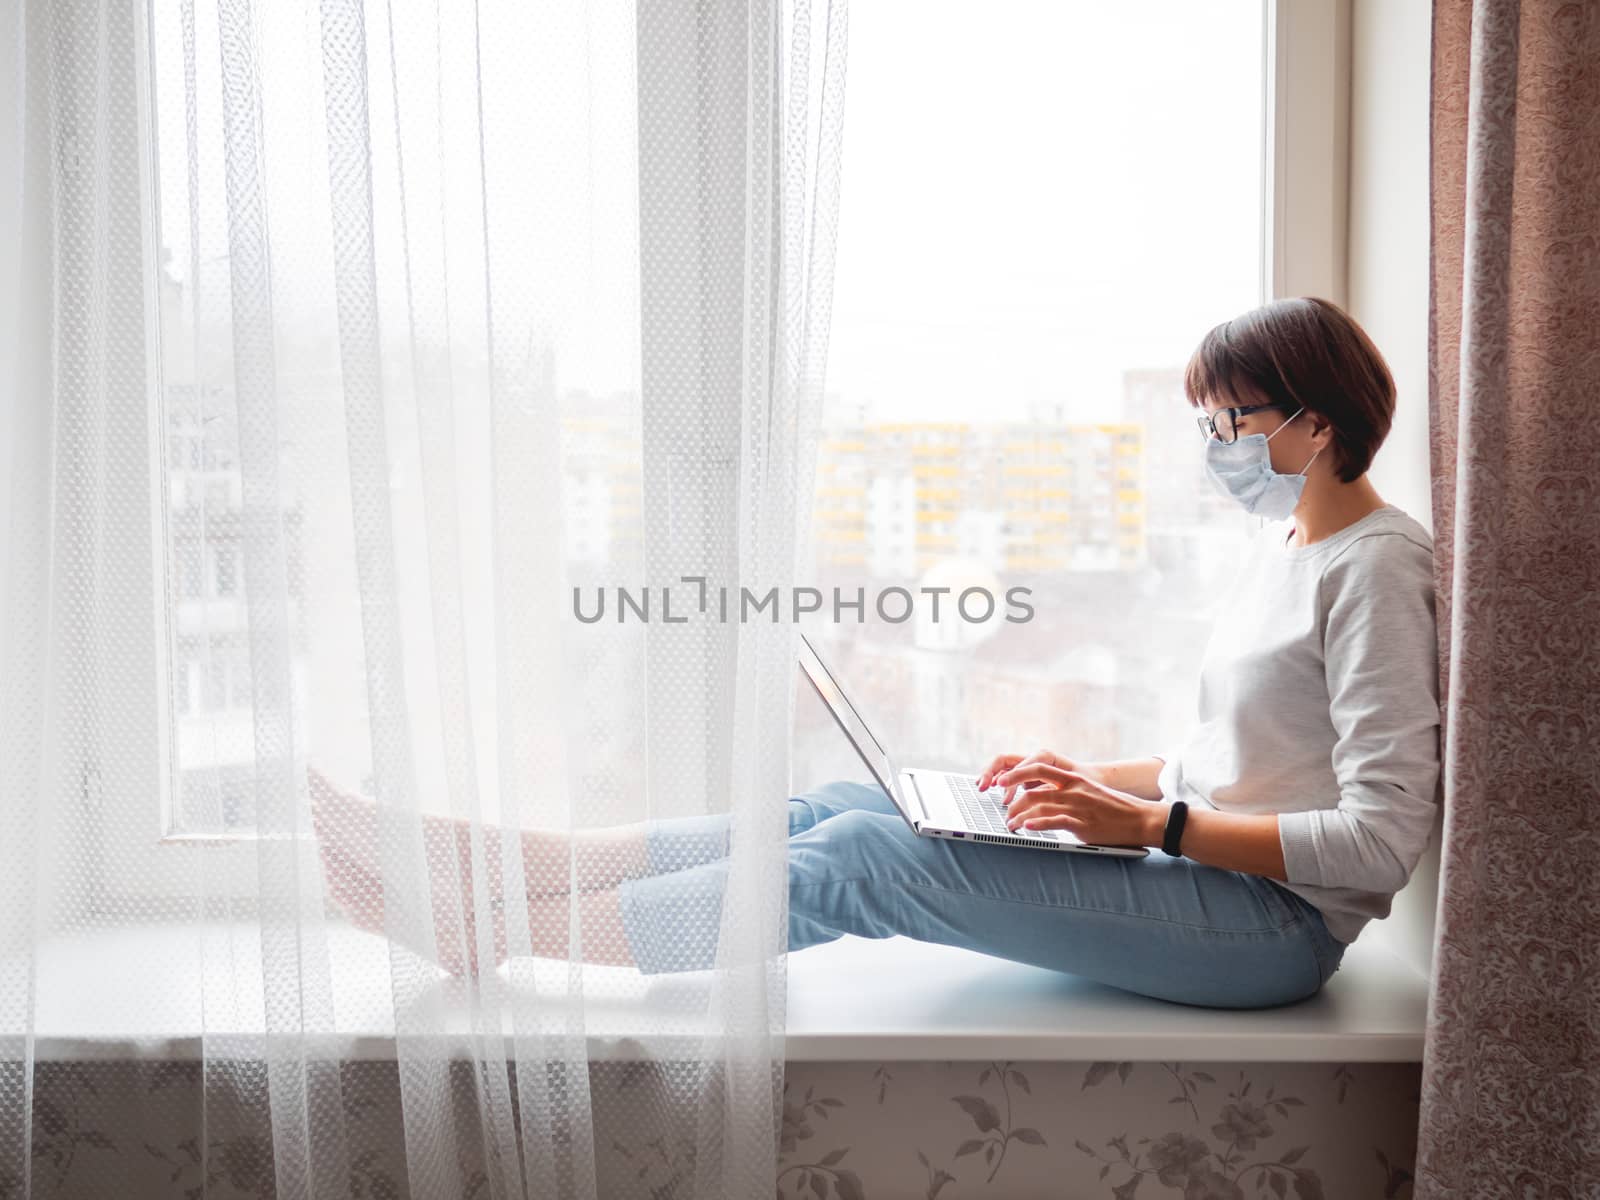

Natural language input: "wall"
[17,1057,1421,1199]
[1344,0,1440,978]
[1349,0,1433,533]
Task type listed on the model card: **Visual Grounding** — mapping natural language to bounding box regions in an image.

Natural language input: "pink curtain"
[1419,1,1600,1194]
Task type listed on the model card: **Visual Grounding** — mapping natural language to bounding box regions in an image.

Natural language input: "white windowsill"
[784,932,1428,1063]
[13,924,1427,1063]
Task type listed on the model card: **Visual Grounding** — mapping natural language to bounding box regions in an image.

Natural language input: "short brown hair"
[1182,297,1395,483]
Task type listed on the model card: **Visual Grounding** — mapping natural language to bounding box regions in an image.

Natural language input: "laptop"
[798,633,1149,858]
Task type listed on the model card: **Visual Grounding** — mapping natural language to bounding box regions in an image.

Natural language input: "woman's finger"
[984,754,1033,792]
[1015,812,1083,833]
[1006,788,1073,822]
[1011,793,1075,832]
[994,749,1057,802]
[1003,774,1054,810]
[997,762,1077,791]
[976,753,1023,790]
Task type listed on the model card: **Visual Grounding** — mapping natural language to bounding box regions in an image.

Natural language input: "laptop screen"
[797,633,912,820]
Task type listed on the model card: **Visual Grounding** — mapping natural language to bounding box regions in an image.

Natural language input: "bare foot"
[307,766,506,975]
[306,767,644,975]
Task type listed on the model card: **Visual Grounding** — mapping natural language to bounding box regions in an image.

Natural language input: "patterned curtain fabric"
[1419,1,1600,1194]
[1,1,847,1197]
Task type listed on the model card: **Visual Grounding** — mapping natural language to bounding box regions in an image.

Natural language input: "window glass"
[796,0,1268,791]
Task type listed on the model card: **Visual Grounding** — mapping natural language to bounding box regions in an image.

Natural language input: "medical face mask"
[1202,406,1324,520]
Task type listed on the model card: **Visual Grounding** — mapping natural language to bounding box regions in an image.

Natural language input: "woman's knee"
[789,779,895,832]
[818,779,889,808]
[793,805,906,868]
[786,809,926,941]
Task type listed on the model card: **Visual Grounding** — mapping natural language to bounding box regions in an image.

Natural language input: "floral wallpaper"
[5,1058,1418,1199]
[776,1061,1419,1200]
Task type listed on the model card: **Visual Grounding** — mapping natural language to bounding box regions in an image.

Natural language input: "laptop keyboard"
[948,775,1057,840]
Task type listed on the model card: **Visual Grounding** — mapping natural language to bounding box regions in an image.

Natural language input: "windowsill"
[783,932,1428,1062]
[15,923,1428,1063]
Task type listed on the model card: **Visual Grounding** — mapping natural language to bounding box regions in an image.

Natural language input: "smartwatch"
[1161,799,1189,858]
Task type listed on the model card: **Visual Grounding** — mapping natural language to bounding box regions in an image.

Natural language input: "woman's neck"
[1286,476,1387,547]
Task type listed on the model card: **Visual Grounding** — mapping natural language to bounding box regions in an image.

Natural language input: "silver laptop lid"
[797,633,917,825]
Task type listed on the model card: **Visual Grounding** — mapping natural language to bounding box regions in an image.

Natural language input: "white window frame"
[80,0,1353,907]
[1263,0,1352,304]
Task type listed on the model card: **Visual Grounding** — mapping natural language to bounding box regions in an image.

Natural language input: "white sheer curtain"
[1,0,847,1196]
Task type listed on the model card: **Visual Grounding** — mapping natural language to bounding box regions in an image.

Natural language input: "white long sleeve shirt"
[1155,503,1442,946]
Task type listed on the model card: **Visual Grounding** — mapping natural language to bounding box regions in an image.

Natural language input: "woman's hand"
[977,749,1104,808]
[990,759,1165,848]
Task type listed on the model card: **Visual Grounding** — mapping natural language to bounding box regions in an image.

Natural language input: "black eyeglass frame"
[1195,403,1293,444]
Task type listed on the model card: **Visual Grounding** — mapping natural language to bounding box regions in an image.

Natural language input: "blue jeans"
[616,780,1346,1009]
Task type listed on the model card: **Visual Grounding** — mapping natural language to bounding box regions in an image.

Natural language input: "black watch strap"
[1162,799,1189,857]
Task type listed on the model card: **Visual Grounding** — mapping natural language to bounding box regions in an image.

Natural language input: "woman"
[313,296,1441,1009]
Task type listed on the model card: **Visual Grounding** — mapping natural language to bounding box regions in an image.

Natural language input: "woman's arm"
[1142,804,1289,882]
[1093,757,1167,802]
[992,759,1291,882]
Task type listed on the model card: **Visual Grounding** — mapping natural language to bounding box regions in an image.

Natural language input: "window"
[119,0,1345,849]
[139,0,659,839]
[794,0,1277,789]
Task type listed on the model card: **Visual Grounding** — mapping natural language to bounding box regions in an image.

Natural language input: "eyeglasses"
[1195,403,1285,444]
